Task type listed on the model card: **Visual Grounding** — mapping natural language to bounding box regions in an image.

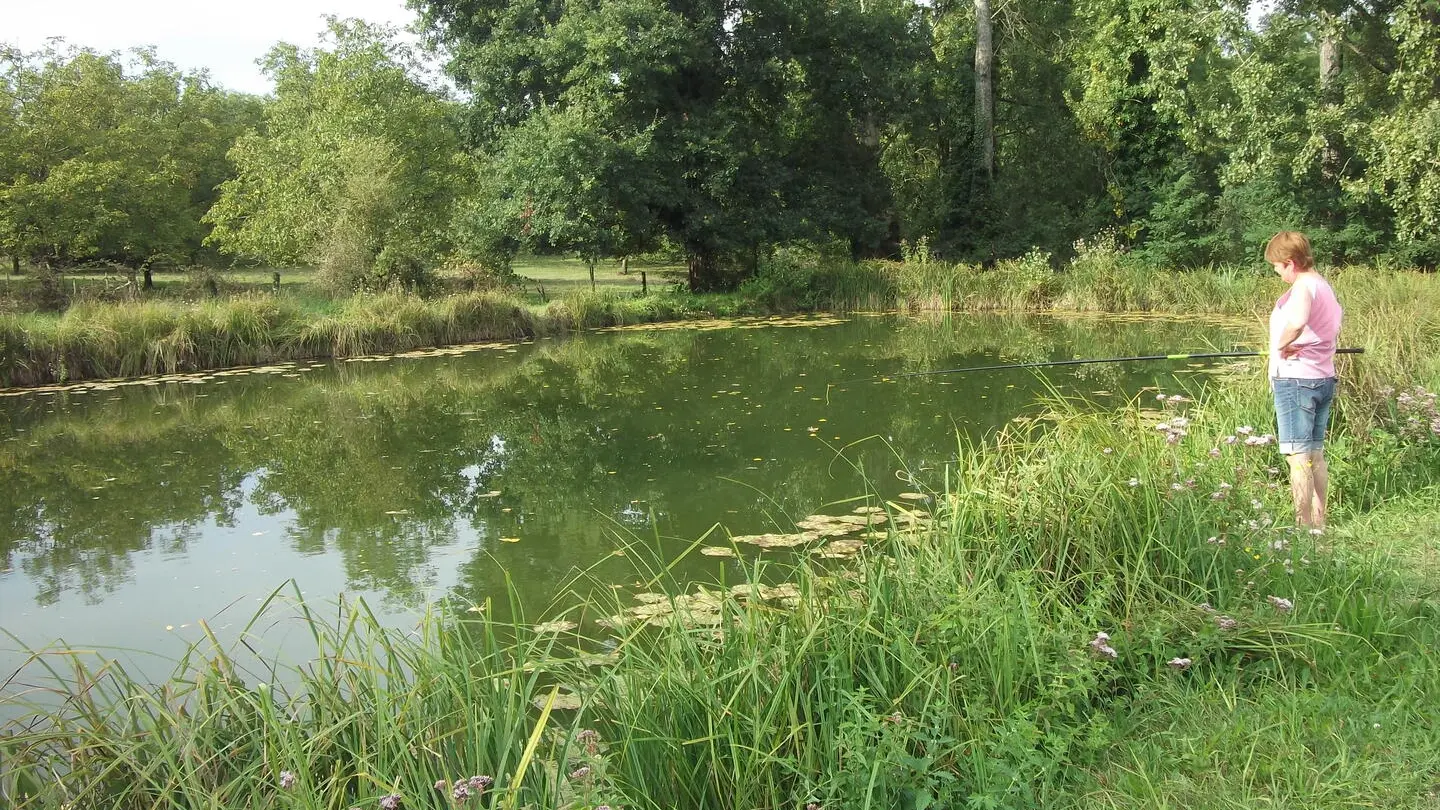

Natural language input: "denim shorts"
[1272,377,1336,454]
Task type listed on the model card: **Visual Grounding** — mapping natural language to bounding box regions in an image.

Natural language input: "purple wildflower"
[1215,615,1238,631]
[1236,425,1254,436]
[1224,435,1238,445]
[807,803,822,810]
[570,765,593,781]
[1209,447,1222,458]
[1166,657,1192,671]
[379,796,403,810]
[467,776,494,792]
[279,771,297,791]
[1267,595,1294,613]
[1088,631,1118,660]
[435,780,449,792]
[452,783,472,803]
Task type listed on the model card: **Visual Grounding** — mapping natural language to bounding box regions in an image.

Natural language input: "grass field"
[509,256,685,298]
[0,256,686,302]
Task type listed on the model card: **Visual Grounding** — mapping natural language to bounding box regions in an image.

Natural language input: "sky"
[2,0,424,95]
[6,0,1280,96]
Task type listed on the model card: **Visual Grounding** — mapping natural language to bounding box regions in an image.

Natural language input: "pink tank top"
[1269,272,1341,379]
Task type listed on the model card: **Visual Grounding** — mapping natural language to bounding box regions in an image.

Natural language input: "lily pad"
[733,532,814,548]
[534,690,585,711]
[533,620,579,634]
[816,538,866,558]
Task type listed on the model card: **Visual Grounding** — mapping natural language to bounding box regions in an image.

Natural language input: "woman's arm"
[1275,276,1315,357]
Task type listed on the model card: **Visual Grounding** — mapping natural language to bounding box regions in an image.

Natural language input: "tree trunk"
[974,0,996,185]
[687,251,719,293]
[1319,15,1343,182]
[587,258,596,291]
[9,255,18,277]
[142,267,154,290]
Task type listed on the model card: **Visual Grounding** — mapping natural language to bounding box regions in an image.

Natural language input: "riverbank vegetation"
[3,299,1438,808]
[5,251,1438,389]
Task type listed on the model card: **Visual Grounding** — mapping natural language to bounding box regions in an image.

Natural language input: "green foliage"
[204,19,466,292]
[0,44,261,269]
[421,0,925,290]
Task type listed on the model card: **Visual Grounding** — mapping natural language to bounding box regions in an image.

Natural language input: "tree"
[1362,0,1440,257]
[204,19,467,291]
[0,45,259,273]
[1063,0,1246,265]
[418,0,924,290]
[974,0,996,186]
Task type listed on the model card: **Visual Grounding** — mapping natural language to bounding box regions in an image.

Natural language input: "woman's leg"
[1307,450,1328,528]
[1286,452,1316,528]
[1285,450,1328,529]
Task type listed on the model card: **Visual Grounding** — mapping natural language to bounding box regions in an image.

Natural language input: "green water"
[0,313,1249,683]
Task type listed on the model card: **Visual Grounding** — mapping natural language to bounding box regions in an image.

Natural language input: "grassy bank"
[3,284,1439,808]
[1,246,1436,390]
[0,290,721,388]
[7,250,1436,391]
[2,384,1437,808]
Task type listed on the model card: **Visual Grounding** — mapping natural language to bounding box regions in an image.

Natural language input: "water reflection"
[0,313,1249,669]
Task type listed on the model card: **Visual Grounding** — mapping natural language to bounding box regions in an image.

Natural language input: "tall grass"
[4,254,1438,390]
[0,290,709,387]
[5,366,1439,808]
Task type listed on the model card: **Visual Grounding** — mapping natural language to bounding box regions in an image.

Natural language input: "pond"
[0,313,1250,688]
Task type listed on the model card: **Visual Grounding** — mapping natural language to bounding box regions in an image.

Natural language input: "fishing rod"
[837,347,1365,385]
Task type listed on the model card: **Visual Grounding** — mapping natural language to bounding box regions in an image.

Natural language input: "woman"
[1266,231,1342,530]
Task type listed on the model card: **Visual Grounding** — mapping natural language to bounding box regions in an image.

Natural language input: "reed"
[0,291,693,387]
